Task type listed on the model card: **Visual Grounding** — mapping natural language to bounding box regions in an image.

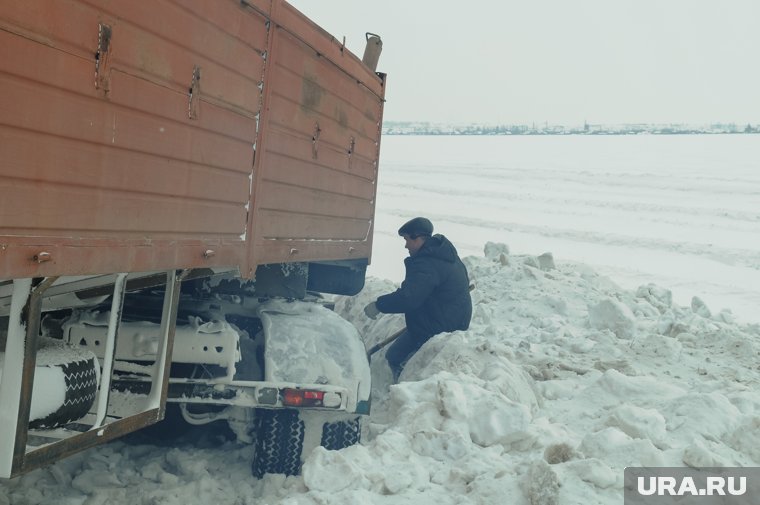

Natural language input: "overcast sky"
[287,0,759,126]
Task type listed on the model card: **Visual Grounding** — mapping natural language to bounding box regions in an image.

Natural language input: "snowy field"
[371,134,760,325]
[2,134,760,504]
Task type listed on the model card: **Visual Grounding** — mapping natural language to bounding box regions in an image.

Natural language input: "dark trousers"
[385,330,426,382]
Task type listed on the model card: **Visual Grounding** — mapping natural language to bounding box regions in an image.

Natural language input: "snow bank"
[2,244,759,505]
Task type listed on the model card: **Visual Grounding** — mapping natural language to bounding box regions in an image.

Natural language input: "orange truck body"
[0,0,385,280]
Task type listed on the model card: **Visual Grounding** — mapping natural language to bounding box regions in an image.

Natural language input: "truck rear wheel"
[252,409,305,478]
[251,410,363,478]
[321,416,362,450]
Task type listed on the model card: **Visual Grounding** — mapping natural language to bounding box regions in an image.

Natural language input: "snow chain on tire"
[30,354,99,429]
[252,409,305,478]
[320,416,361,450]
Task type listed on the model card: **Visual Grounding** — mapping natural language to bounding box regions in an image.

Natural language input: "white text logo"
[637,476,746,497]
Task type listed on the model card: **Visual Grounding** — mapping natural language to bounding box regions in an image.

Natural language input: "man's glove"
[364,301,380,320]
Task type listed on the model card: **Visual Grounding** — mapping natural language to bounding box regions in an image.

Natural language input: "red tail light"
[282,388,325,407]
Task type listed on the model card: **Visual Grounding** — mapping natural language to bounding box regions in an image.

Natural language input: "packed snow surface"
[2,243,759,505]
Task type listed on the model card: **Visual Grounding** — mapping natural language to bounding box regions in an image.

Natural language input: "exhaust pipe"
[362,32,383,72]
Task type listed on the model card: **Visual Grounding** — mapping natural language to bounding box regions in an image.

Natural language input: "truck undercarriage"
[1,263,372,478]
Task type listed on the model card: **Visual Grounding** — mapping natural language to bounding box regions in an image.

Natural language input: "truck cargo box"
[0,0,385,280]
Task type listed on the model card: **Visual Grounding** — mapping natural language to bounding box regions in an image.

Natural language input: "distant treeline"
[383,122,760,136]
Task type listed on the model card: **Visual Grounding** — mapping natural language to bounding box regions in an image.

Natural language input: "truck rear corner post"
[0,0,385,479]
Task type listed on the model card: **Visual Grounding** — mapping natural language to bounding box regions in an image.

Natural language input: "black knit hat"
[398,217,433,238]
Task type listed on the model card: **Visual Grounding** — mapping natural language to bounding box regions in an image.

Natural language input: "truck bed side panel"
[249,2,384,267]
[0,0,265,277]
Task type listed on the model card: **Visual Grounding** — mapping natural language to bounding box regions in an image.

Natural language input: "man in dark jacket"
[364,217,472,381]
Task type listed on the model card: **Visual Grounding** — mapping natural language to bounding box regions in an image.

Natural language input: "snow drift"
[2,243,759,505]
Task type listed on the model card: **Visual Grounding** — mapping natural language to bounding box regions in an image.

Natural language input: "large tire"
[30,339,99,429]
[320,416,362,450]
[252,409,305,478]
[251,410,363,478]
